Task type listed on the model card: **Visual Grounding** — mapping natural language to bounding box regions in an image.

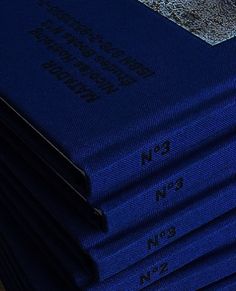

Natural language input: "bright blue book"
[1,119,236,232]
[1,144,236,281]
[1,0,236,203]
[1,181,236,291]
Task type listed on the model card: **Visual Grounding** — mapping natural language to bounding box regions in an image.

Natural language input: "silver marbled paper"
[139,0,236,45]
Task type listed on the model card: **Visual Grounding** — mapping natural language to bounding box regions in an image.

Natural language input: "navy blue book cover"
[1,142,236,282]
[2,114,236,231]
[0,184,236,290]
[144,245,236,291]
[1,0,236,200]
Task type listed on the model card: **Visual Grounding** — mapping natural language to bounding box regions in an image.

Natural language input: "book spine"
[2,131,236,279]
[88,102,236,201]
[103,138,236,232]
[89,183,236,280]
[88,212,236,290]
[2,140,236,286]
[146,246,236,291]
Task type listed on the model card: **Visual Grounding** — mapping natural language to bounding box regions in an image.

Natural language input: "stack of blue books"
[0,1,236,290]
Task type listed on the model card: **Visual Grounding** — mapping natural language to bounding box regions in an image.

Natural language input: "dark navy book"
[1,141,236,281]
[1,186,236,290]
[1,119,236,231]
[1,0,236,204]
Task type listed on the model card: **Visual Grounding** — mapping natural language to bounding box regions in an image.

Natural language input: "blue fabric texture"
[1,0,236,290]
[1,120,236,232]
[1,140,236,280]
[0,181,236,290]
[1,0,236,200]
[144,245,236,291]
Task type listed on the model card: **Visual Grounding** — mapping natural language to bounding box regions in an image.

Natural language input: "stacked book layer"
[0,0,236,290]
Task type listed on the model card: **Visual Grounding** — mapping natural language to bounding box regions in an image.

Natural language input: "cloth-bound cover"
[0,183,236,290]
[2,113,236,232]
[144,244,236,291]
[1,145,236,281]
[1,0,236,200]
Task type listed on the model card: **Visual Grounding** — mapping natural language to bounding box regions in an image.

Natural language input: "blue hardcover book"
[98,129,236,231]
[1,179,236,291]
[1,0,236,203]
[144,246,236,291]
[1,120,236,232]
[1,232,235,291]
[87,212,236,290]
[1,144,236,281]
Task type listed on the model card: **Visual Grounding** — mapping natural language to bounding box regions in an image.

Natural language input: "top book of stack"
[1,0,236,203]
